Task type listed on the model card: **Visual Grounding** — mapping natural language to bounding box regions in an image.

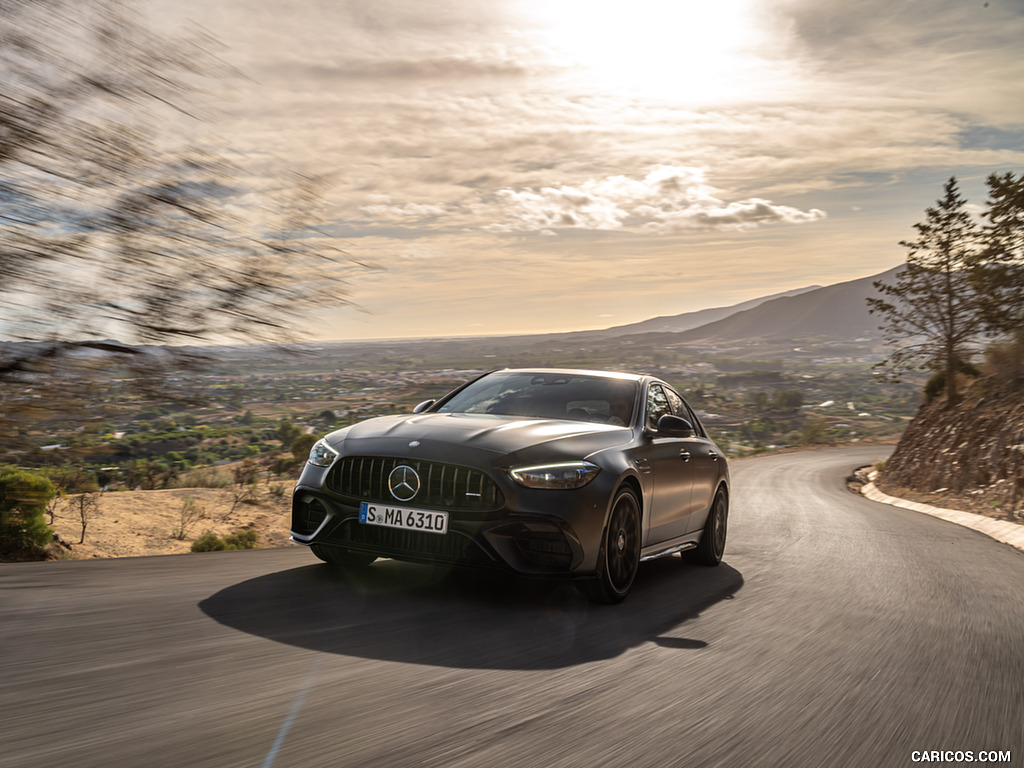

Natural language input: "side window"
[645,384,670,431]
[665,387,706,437]
[665,387,684,417]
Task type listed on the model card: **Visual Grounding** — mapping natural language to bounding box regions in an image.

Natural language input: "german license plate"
[359,502,449,535]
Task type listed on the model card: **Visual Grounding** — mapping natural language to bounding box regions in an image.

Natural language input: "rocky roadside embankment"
[873,361,1024,524]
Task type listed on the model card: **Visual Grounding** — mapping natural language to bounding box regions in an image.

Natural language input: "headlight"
[508,461,600,489]
[307,439,339,468]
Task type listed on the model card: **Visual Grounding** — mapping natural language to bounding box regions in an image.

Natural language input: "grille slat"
[327,456,503,511]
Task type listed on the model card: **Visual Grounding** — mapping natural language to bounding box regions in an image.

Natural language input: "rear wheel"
[692,489,727,566]
[310,543,376,568]
[590,487,641,603]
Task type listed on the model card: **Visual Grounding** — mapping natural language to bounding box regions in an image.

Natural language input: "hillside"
[45,486,295,560]
[583,284,822,337]
[671,267,901,344]
[876,348,1024,521]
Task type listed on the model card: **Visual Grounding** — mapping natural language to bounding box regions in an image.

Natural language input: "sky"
[150,0,1024,341]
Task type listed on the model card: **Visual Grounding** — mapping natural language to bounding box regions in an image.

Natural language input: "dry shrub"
[982,339,1024,387]
[171,466,232,489]
[171,496,207,540]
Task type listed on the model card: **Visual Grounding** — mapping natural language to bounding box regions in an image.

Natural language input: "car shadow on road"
[199,557,742,670]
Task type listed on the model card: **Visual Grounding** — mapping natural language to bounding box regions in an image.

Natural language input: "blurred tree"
[276,419,302,446]
[290,433,318,461]
[868,178,988,407]
[744,391,768,410]
[125,457,176,490]
[771,390,804,412]
[0,0,369,439]
[44,466,99,495]
[0,465,55,557]
[799,417,829,446]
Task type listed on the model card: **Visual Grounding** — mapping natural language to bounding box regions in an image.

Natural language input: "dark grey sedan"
[291,368,729,602]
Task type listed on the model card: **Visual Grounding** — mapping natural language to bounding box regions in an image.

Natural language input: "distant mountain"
[666,266,902,344]
[592,285,822,337]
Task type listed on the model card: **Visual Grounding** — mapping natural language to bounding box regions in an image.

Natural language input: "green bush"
[0,466,56,558]
[223,529,259,549]
[190,528,259,552]
[290,434,318,461]
[190,532,226,552]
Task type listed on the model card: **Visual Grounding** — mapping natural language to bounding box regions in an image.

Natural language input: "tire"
[310,543,376,568]
[590,487,642,604]
[692,488,727,566]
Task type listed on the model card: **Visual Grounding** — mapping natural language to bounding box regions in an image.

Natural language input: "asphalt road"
[2,446,1022,768]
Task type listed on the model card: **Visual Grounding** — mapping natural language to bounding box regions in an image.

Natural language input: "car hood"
[325,412,632,462]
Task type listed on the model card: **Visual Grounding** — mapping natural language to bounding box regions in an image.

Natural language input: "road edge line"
[861,481,1024,554]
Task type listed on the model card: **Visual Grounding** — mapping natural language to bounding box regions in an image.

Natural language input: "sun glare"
[528,0,768,105]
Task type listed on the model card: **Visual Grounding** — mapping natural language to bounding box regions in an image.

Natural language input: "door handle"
[708,451,719,461]
[679,450,691,462]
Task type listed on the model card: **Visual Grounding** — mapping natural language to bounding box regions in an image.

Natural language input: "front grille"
[327,456,503,510]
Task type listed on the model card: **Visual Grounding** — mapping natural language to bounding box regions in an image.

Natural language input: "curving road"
[2,446,1022,767]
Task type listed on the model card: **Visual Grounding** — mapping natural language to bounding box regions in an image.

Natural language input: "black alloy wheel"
[592,487,641,603]
[692,489,727,566]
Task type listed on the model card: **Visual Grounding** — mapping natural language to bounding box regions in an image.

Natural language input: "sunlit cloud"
[473,166,825,234]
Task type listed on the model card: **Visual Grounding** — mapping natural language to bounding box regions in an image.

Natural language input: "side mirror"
[412,399,436,414]
[656,413,695,437]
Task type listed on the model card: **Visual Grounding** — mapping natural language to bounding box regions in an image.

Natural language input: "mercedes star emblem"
[388,465,421,502]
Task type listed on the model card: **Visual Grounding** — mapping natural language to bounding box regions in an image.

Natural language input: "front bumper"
[291,467,619,576]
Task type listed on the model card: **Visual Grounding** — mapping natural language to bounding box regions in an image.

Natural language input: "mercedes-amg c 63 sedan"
[291,368,729,602]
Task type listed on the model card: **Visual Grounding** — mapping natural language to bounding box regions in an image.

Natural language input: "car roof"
[494,367,647,382]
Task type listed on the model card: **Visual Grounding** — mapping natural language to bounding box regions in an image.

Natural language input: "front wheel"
[692,489,728,566]
[590,487,641,604]
[310,543,376,568]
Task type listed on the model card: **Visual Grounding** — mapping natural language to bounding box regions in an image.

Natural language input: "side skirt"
[640,534,700,562]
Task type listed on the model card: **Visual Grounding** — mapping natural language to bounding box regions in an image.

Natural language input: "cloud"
[474,166,826,234]
[359,195,447,221]
[259,48,542,87]
[774,0,1024,126]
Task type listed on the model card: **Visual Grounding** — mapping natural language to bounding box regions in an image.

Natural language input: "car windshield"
[436,372,638,425]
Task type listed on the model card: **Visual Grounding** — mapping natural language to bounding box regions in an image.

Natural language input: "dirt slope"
[47,486,296,559]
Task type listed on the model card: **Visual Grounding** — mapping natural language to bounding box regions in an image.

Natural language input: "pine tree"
[973,172,1024,341]
[867,177,988,407]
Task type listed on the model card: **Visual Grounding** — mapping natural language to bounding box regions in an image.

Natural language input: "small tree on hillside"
[71,491,101,545]
[226,458,261,515]
[868,177,988,407]
[973,172,1024,342]
[276,419,303,447]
